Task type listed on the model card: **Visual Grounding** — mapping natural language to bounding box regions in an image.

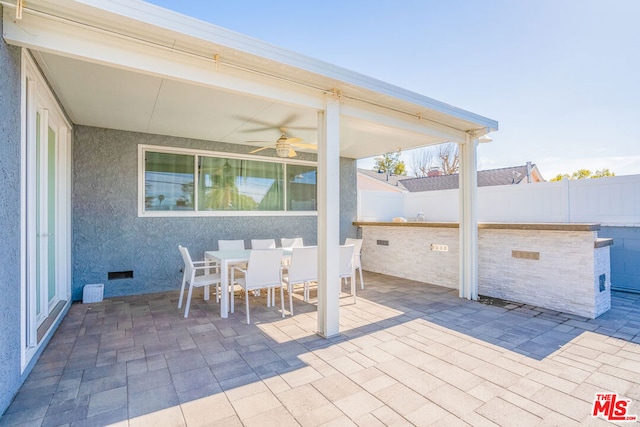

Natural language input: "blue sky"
[146,0,640,178]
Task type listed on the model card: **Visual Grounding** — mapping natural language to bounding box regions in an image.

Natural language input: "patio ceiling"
[32,51,323,152]
[3,0,498,159]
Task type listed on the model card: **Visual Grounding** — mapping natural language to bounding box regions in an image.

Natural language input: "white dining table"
[204,248,292,318]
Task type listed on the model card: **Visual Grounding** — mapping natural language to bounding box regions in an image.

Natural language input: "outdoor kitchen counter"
[354,221,612,318]
[354,221,601,231]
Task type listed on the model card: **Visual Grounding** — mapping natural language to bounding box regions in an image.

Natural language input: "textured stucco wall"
[0,8,24,414]
[360,225,609,318]
[340,157,358,240]
[600,226,640,293]
[73,126,357,300]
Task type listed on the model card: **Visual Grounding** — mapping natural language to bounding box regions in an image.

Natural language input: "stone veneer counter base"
[354,221,612,318]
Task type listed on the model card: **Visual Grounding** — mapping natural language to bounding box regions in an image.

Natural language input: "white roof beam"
[340,100,467,145]
[2,8,324,111]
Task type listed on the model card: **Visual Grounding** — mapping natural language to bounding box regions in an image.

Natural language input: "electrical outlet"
[430,244,448,252]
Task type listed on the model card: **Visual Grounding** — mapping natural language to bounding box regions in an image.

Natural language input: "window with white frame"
[140,145,317,215]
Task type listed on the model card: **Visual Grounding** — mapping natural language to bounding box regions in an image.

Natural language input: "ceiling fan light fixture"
[276,143,290,157]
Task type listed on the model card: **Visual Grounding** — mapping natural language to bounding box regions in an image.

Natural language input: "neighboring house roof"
[359,163,544,193]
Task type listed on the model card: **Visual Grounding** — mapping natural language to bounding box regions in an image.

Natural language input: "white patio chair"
[345,238,364,290]
[218,239,245,250]
[280,237,304,249]
[230,249,285,324]
[251,239,276,249]
[282,246,317,315]
[280,237,304,268]
[178,245,221,318]
[248,240,278,301]
[339,244,356,304]
[217,239,248,301]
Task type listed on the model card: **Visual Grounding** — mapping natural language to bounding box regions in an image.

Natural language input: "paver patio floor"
[2,272,640,426]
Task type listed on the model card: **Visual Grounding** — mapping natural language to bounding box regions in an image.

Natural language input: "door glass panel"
[35,112,41,317]
[47,126,56,302]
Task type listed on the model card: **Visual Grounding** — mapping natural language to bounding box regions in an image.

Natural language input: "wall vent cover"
[108,270,134,280]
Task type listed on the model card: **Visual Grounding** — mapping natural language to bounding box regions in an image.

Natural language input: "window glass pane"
[287,164,317,211]
[145,152,194,211]
[198,157,284,211]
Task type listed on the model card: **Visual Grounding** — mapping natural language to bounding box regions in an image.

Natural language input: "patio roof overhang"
[1,0,497,158]
[2,0,498,337]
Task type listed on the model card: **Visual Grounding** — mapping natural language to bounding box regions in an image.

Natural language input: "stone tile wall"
[360,226,459,290]
[359,225,611,318]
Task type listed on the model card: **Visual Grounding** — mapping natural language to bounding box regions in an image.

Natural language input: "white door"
[22,52,72,369]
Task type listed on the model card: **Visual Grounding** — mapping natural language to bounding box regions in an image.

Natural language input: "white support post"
[458,133,479,300]
[316,95,341,338]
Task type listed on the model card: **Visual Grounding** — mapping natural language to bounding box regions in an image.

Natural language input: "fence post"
[563,178,571,222]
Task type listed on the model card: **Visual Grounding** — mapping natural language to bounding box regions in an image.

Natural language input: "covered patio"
[0,0,532,418]
[2,273,639,426]
[0,1,500,412]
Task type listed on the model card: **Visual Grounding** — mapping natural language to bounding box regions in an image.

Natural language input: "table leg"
[220,259,229,318]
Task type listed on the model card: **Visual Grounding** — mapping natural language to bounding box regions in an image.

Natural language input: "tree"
[374,151,406,176]
[408,142,459,176]
[410,148,434,177]
[550,168,615,181]
[571,169,592,180]
[437,143,459,175]
[592,168,615,178]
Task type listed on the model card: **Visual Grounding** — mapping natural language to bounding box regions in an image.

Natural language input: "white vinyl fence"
[358,174,640,293]
[359,174,640,225]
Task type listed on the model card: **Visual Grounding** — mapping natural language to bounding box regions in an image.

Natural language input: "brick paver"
[1,272,639,426]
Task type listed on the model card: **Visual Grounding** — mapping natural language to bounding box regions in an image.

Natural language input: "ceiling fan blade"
[285,137,303,144]
[233,115,280,132]
[287,125,317,131]
[249,146,273,154]
[241,126,278,133]
[280,115,317,131]
[280,113,300,127]
[245,140,273,144]
[288,147,297,157]
[234,114,316,132]
[290,142,318,150]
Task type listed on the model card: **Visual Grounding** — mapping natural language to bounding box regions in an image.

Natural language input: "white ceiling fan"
[248,127,317,158]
